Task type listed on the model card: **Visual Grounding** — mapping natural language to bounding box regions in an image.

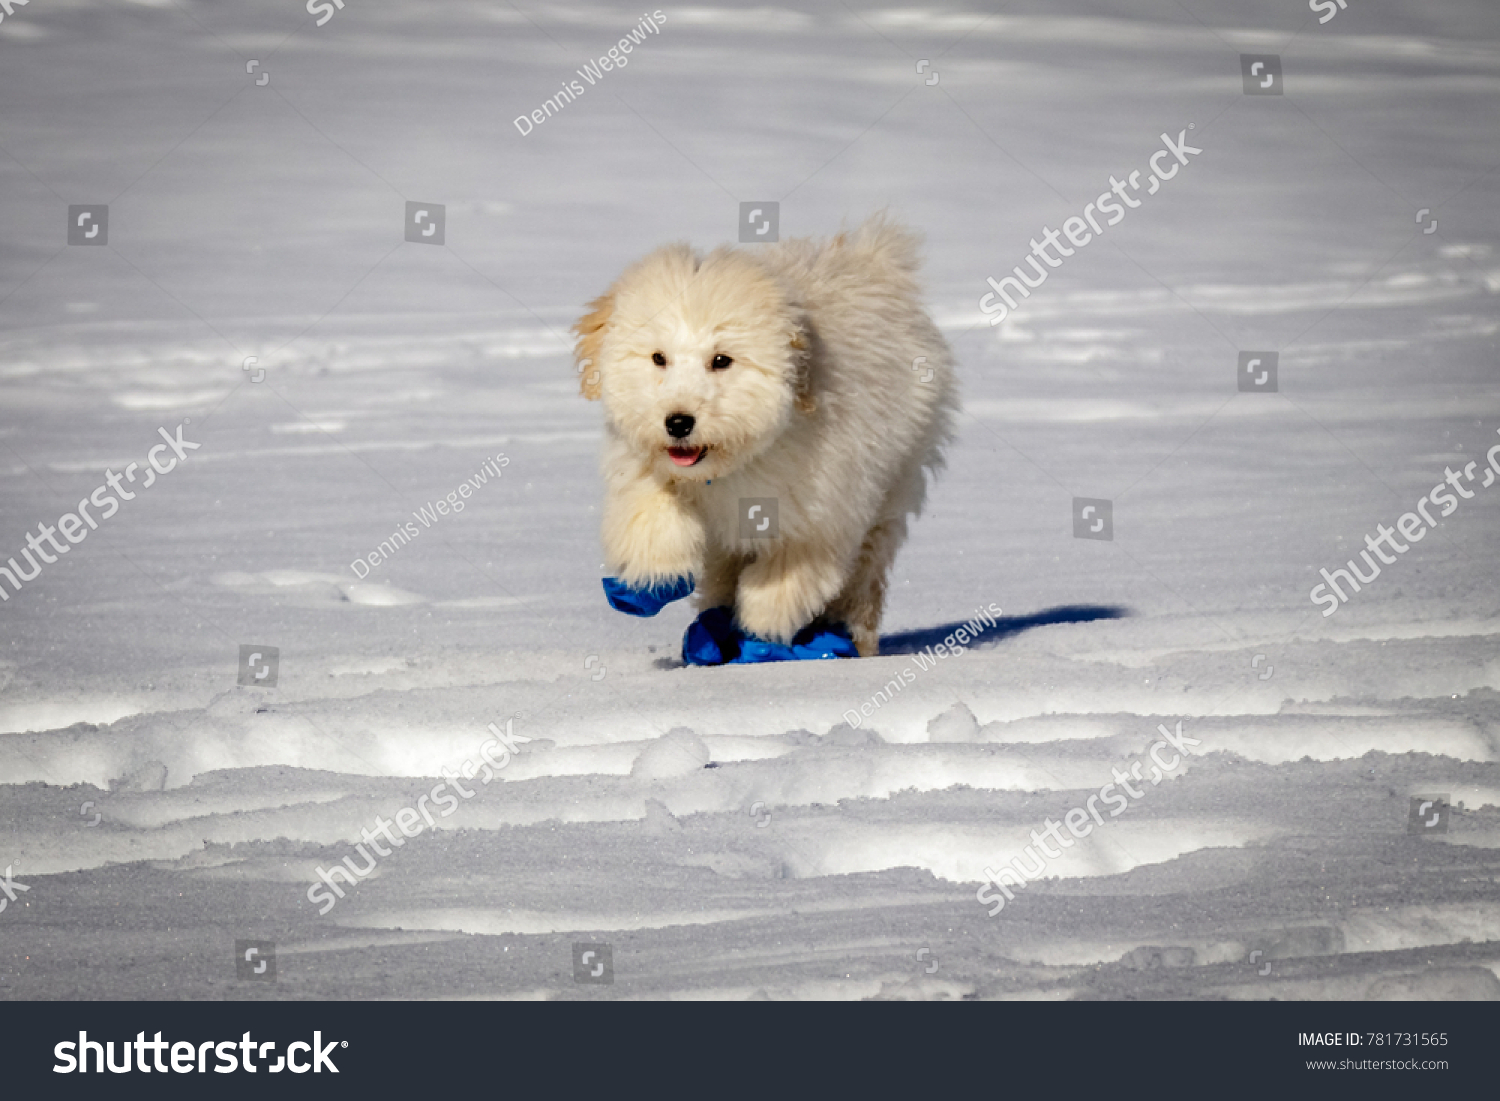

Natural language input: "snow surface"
[1,0,1499,1000]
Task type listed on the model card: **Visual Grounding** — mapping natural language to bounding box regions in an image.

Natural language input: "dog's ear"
[789,318,817,415]
[572,291,614,401]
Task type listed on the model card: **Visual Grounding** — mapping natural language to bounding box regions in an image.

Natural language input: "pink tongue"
[669,448,702,467]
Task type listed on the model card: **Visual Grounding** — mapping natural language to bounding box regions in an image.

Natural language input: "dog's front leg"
[734,541,848,644]
[697,545,747,610]
[601,471,705,589]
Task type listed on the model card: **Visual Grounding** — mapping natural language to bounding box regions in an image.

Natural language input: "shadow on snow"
[878,603,1130,656]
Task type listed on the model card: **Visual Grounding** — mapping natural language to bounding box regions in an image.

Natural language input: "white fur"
[574,214,958,657]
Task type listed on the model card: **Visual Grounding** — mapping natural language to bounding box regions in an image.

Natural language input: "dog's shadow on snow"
[878,603,1130,655]
[652,603,1130,668]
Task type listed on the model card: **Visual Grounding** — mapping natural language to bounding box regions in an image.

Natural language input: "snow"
[1,0,1499,1000]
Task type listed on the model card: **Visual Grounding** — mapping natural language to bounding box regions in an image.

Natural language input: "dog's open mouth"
[667,446,707,467]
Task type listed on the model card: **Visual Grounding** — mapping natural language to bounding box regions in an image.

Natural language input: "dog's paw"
[603,575,695,617]
[601,480,705,585]
[734,545,848,644]
[735,587,819,645]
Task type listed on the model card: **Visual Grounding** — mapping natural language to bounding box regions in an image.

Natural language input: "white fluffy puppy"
[574,214,958,657]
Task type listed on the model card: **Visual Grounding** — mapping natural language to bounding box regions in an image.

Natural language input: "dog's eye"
[710,354,733,370]
[651,352,667,367]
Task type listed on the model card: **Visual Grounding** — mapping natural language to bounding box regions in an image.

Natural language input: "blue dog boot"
[682,607,741,665]
[603,575,695,617]
[682,609,858,665]
[789,621,859,660]
[738,621,858,663]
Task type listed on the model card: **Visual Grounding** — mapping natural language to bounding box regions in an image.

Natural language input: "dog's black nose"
[665,413,695,439]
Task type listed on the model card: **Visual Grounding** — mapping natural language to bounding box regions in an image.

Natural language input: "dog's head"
[573,243,813,482]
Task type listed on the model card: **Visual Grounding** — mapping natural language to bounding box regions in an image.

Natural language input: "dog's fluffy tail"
[843,211,924,275]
